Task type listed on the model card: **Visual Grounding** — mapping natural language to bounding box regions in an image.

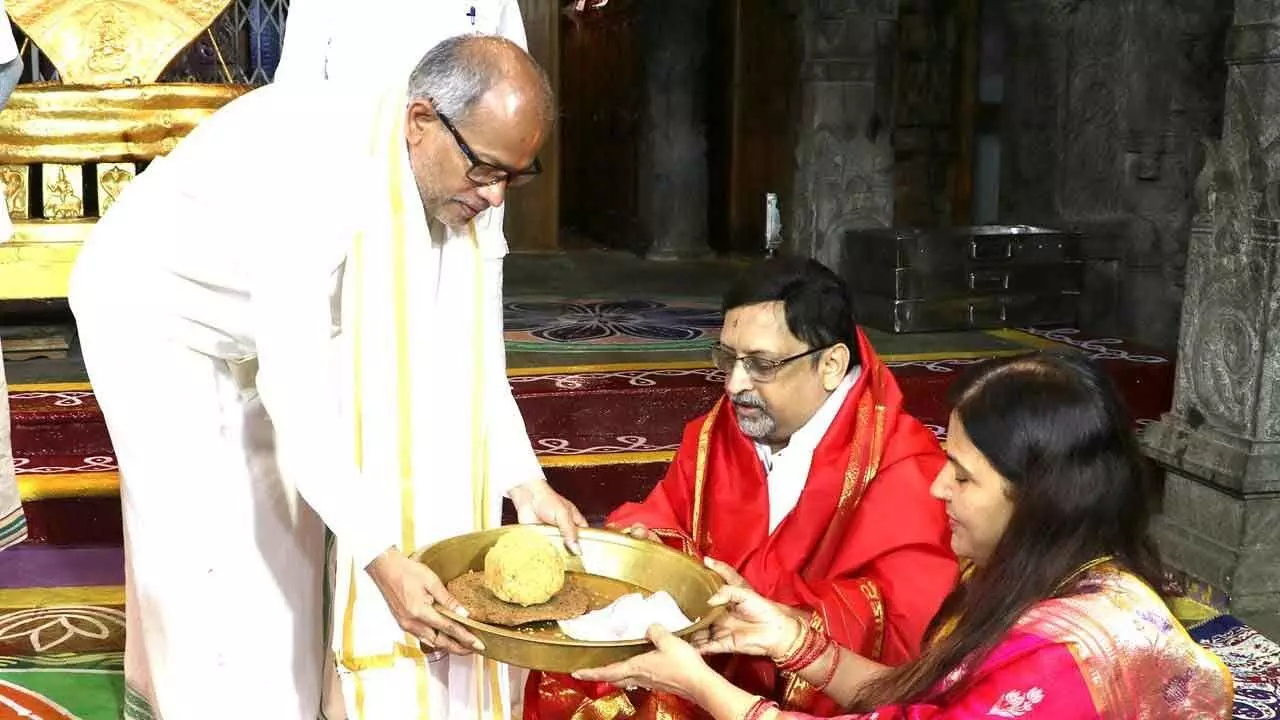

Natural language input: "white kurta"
[275,6,534,718]
[0,0,21,551]
[0,1,17,65]
[0,340,23,551]
[273,0,526,85]
[69,82,543,720]
[753,371,857,533]
[272,0,528,368]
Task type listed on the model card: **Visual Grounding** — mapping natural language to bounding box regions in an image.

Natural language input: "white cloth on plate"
[558,592,692,642]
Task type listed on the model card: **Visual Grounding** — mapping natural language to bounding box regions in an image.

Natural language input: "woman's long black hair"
[851,350,1163,708]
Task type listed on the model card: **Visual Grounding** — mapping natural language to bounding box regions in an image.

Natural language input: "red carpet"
[7,326,1174,544]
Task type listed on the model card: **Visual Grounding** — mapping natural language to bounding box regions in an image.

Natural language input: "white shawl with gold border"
[325,88,513,720]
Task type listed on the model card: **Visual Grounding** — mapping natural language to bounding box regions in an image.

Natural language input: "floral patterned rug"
[1191,614,1280,719]
[0,600,124,719]
[499,297,1059,369]
[504,299,723,351]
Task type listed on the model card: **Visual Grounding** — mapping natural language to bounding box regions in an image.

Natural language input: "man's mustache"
[731,392,765,410]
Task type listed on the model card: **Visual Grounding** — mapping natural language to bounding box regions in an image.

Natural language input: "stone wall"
[787,0,899,269]
[893,0,973,227]
[639,0,712,259]
[1000,0,1230,351]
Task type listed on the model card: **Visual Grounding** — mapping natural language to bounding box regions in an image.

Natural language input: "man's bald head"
[406,35,554,130]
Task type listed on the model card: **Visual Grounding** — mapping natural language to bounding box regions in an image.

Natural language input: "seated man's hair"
[721,256,860,370]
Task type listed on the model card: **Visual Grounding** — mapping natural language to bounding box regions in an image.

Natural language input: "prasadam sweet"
[482,527,567,606]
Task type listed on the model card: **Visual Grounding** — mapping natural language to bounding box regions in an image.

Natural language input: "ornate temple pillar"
[1141,0,1280,633]
[999,0,1228,351]
[639,0,712,260]
[787,0,898,269]
[509,0,561,251]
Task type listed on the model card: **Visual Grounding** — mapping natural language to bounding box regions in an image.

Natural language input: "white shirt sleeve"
[249,239,398,570]
[0,1,17,65]
[273,0,334,83]
[482,256,544,497]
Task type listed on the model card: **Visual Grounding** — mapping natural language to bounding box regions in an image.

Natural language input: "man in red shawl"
[524,257,957,720]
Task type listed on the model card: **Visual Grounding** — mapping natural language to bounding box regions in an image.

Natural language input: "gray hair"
[406,34,553,126]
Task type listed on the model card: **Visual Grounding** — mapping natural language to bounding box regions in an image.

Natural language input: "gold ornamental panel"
[0,166,30,220]
[0,83,250,164]
[41,164,85,220]
[96,163,136,215]
[7,0,235,85]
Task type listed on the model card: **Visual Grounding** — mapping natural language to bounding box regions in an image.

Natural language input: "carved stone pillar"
[1141,0,1280,631]
[639,0,712,260]
[788,0,898,270]
[510,0,562,251]
[999,0,1228,351]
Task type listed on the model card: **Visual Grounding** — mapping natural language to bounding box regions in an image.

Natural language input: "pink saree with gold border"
[779,566,1233,719]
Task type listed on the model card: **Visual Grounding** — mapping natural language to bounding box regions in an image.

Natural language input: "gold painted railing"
[1,0,251,300]
[0,82,248,299]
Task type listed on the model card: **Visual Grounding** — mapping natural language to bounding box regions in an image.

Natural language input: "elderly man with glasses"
[69,35,583,720]
[526,257,957,720]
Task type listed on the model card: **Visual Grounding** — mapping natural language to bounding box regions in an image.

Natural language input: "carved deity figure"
[43,167,83,219]
[1,168,26,218]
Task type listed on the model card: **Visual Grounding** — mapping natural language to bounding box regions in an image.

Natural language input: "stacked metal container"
[842,225,1082,333]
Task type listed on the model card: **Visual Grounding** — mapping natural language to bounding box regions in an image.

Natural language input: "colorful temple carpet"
[1192,614,1280,718]
[499,297,1064,368]
[0,588,1274,719]
[6,321,1175,542]
[8,297,1173,486]
[0,587,124,720]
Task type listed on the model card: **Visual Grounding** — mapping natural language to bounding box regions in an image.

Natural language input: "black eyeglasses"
[710,343,835,383]
[432,101,542,188]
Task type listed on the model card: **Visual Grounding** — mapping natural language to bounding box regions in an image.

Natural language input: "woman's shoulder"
[1016,565,1233,718]
[1019,565,1171,629]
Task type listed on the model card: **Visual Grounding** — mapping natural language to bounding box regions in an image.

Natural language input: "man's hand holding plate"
[366,548,485,656]
[509,478,589,554]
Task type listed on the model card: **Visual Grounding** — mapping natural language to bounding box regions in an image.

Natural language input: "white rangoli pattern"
[0,606,124,654]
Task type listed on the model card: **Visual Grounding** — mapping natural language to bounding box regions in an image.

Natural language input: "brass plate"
[415,526,725,673]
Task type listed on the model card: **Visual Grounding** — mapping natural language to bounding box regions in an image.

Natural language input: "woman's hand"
[695,585,804,661]
[572,625,719,701]
[687,556,758,646]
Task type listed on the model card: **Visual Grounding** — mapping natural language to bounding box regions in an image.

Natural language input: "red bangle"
[777,627,830,673]
[814,645,841,692]
[742,697,778,720]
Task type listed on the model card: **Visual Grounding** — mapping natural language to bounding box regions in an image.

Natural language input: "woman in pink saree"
[576,350,1233,719]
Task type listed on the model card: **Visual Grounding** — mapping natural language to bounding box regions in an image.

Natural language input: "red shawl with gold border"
[525,329,958,720]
